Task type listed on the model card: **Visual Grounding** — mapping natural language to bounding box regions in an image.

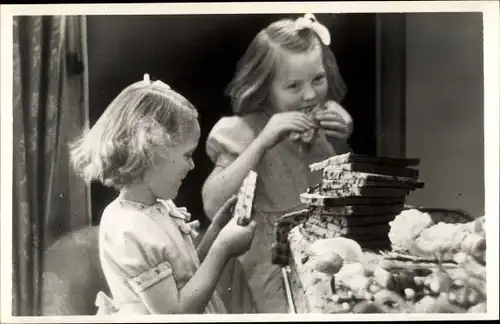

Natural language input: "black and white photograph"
[1,1,499,323]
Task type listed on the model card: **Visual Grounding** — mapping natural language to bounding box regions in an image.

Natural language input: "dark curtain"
[12,15,91,316]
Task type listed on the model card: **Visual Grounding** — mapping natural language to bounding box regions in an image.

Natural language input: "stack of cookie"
[298,153,424,251]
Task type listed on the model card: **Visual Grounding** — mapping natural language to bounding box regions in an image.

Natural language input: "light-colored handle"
[281,266,296,314]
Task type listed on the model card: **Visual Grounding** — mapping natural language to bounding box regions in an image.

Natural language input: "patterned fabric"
[13,16,91,316]
[128,261,174,293]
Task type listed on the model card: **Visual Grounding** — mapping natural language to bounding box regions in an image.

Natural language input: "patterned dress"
[94,198,227,314]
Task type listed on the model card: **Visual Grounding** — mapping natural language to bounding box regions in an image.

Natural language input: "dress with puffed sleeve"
[95,198,227,315]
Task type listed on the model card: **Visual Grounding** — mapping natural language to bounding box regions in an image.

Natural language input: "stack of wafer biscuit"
[298,153,424,250]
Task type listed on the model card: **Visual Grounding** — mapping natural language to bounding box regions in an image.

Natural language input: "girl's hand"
[211,195,238,230]
[215,217,257,258]
[257,111,316,150]
[314,101,353,140]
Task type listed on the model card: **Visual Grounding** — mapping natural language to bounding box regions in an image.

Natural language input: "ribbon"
[161,200,200,240]
[295,13,331,46]
[95,291,118,315]
[143,73,171,90]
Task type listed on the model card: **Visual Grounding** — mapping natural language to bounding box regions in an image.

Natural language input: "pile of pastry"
[299,153,424,250]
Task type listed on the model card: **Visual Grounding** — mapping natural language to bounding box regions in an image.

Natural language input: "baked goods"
[272,153,425,267]
[271,153,487,314]
[289,105,324,145]
[299,153,423,250]
[233,171,257,226]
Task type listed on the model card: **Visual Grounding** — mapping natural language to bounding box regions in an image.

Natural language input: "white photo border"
[1,1,498,323]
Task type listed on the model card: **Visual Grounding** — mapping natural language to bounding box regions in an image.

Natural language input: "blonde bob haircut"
[226,17,348,116]
[70,80,198,189]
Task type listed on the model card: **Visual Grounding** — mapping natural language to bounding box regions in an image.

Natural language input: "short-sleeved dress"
[94,198,227,315]
[206,112,350,313]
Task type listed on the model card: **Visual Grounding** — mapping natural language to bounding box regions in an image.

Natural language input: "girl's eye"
[313,74,326,84]
[286,82,301,92]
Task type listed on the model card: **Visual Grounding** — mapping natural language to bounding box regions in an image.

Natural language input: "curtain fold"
[12,15,91,316]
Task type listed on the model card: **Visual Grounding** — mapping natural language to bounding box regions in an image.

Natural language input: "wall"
[405,13,484,217]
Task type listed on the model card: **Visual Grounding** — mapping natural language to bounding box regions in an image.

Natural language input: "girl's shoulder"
[209,115,253,136]
[206,114,262,163]
[208,112,269,139]
[99,199,161,239]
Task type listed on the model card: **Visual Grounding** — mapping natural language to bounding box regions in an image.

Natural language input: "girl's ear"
[149,145,171,164]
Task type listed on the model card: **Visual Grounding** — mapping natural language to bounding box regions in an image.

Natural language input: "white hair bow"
[295,13,331,46]
[143,73,171,89]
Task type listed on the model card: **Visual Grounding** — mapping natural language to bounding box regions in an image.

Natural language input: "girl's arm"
[139,217,256,314]
[197,195,238,262]
[203,112,315,219]
[196,222,222,262]
[139,242,230,314]
[202,137,267,219]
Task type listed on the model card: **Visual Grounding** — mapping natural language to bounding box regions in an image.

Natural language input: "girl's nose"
[302,84,317,101]
[189,158,195,170]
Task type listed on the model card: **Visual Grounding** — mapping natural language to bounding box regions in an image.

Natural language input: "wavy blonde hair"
[70,80,198,188]
[226,17,348,115]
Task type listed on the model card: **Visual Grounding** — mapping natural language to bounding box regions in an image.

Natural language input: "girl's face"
[269,45,328,113]
[145,121,200,200]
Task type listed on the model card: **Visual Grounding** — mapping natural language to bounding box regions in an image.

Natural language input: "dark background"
[86,13,378,228]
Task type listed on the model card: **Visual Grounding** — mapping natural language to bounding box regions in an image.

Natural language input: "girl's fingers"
[218,195,238,215]
[285,114,316,128]
[277,117,312,131]
[323,129,349,139]
[319,121,349,133]
[284,111,309,118]
[294,118,316,130]
[285,121,312,133]
[315,111,346,123]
